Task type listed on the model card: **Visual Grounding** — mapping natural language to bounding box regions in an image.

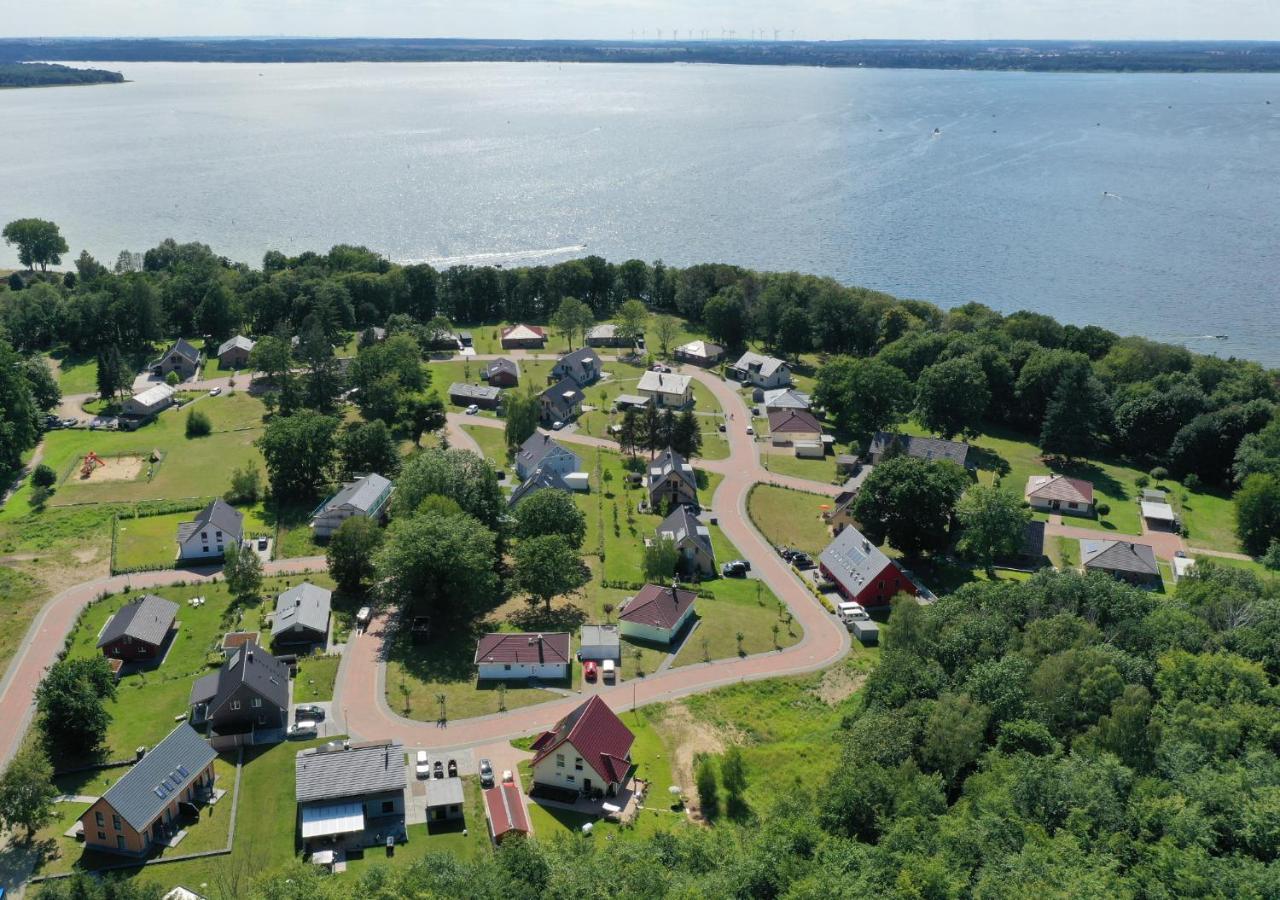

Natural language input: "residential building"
[484,782,530,843]
[79,723,217,857]
[515,432,581,480]
[867,432,971,468]
[481,357,520,387]
[823,490,859,535]
[637,370,692,409]
[310,473,394,539]
[617,583,698,644]
[728,352,791,389]
[586,323,640,349]
[507,467,574,508]
[474,632,572,681]
[1081,540,1162,587]
[767,408,824,448]
[425,773,465,823]
[674,340,724,366]
[647,447,699,510]
[272,582,332,648]
[762,388,811,411]
[449,382,503,410]
[98,594,179,662]
[220,631,257,656]
[1025,474,1095,517]
[578,624,621,662]
[655,506,715,578]
[189,641,288,740]
[551,348,602,386]
[123,383,176,418]
[295,740,407,851]
[151,339,202,381]
[176,499,243,562]
[819,525,917,609]
[216,335,255,369]
[500,324,547,349]
[538,379,584,426]
[530,695,635,797]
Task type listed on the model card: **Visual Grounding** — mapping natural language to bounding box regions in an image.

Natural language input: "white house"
[515,433,582,481]
[123,383,176,418]
[637,370,693,409]
[1025,475,1095,517]
[176,499,243,562]
[530,695,635,797]
[728,352,791,389]
[310,473,394,539]
[474,632,571,681]
[617,583,698,645]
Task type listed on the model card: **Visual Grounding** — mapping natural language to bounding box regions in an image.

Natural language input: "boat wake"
[404,244,588,266]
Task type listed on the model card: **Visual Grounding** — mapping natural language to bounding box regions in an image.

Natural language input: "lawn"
[112,504,274,571]
[0,566,45,675]
[460,423,511,471]
[759,448,840,484]
[50,349,99,395]
[294,654,341,703]
[746,484,832,558]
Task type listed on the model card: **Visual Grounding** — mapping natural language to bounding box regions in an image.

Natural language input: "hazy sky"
[6,0,1280,41]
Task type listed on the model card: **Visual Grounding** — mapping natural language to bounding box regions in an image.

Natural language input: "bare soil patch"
[71,454,145,483]
[814,663,867,705]
[658,703,732,821]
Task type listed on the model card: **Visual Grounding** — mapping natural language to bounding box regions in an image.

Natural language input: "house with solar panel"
[98,594,179,663]
[310,473,394,539]
[78,723,217,857]
[189,641,289,744]
[295,739,408,852]
[819,524,917,609]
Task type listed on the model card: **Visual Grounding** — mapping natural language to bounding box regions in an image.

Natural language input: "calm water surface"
[1,62,1277,363]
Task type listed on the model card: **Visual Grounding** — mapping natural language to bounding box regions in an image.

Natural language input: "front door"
[583,778,592,793]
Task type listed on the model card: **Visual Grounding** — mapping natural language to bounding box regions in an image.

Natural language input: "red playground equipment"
[80,451,107,479]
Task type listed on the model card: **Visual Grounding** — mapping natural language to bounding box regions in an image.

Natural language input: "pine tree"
[673,409,702,458]
[1040,366,1108,461]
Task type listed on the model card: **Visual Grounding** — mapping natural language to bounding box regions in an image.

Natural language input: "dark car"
[721,560,750,577]
[479,758,495,788]
[295,704,325,721]
[792,553,814,569]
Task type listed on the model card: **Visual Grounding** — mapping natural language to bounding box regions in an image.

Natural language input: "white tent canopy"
[301,801,365,839]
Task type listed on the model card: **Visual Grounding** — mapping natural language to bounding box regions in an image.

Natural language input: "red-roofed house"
[1024,474,1095,517]
[530,696,635,797]
[500,324,547,350]
[767,408,824,451]
[617,583,697,644]
[473,632,571,681]
[484,782,530,844]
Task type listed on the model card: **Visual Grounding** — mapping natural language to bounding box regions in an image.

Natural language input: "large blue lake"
[1,62,1277,363]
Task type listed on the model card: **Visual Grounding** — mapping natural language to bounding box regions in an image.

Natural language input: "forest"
[0,62,123,88]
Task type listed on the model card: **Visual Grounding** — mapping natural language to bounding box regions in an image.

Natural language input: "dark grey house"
[449,382,503,410]
[550,348,602,386]
[295,740,408,850]
[539,379,584,426]
[189,641,289,742]
[97,594,179,663]
[1081,540,1162,587]
[867,432,971,468]
[272,582,332,648]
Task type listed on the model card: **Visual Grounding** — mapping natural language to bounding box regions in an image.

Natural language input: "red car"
[583,660,598,681]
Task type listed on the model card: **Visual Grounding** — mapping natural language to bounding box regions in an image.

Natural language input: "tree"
[255,410,338,500]
[31,463,56,488]
[504,389,540,452]
[813,356,912,438]
[249,334,293,389]
[695,756,720,819]
[0,338,39,474]
[643,536,680,582]
[1236,473,1280,557]
[393,447,505,533]
[3,218,69,271]
[222,542,263,604]
[23,356,61,411]
[185,408,212,438]
[1039,365,1109,461]
[326,516,384,594]
[405,391,446,447]
[376,510,498,622]
[776,306,812,359]
[513,534,587,613]
[703,291,747,348]
[513,489,587,549]
[956,485,1031,574]
[0,744,58,839]
[550,296,594,349]
[618,406,641,458]
[224,464,262,505]
[672,408,702,459]
[96,344,124,402]
[919,693,990,787]
[915,357,990,439]
[35,655,115,756]
[852,455,970,558]
[654,315,679,358]
[615,298,650,351]
[338,419,400,479]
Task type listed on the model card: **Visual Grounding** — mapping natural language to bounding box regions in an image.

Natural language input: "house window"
[96,811,104,827]
[251,697,262,708]
[117,836,126,850]
[1067,502,1078,509]
[230,700,241,710]
[575,758,583,771]
[97,830,106,841]
[566,774,575,783]
[556,753,565,768]
[381,800,394,814]
[202,547,209,554]
[503,664,511,671]
[112,815,122,831]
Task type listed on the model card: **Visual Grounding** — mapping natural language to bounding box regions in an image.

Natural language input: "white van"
[602,659,617,683]
[836,601,865,621]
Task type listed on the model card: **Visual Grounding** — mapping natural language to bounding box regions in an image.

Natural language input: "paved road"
[0,558,327,770]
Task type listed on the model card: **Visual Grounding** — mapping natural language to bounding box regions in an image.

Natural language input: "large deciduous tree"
[852,456,970,558]
[3,218,68,271]
[513,489,587,549]
[1039,364,1110,461]
[1236,473,1280,557]
[615,298,650,351]
[550,296,594,350]
[393,447,504,533]
[376,510,497,622]
[504,389,540,453]
[255,409,339,500]
[814,356,912,439]
[338,419,401,479]
[36,655,116,756]
[222,543,263,604]
[326,515,385,594]
[915,357,990,440]
[513,534,587,614]
[0,744,59,839]
[956,485,1032,575]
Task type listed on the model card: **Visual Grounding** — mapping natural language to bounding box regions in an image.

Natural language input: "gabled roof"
[675,340,723,359]
[540,379,584,417]
[295,740,407,804]
[618,583,697,631]
[318,473,393,517]
[820,525,898,592]
[473,632,571,666]
[516,432,580,473]
[768,408,823,434]
[1025,474,1094,505]
[637,370,691,396]
[167,338,201,363]
[129,383,175,409]
[869,432,970,467]
[501,324,546,342]
[1080,540,1159,576]
[508,467,573,507]
[217,335,255,356]
[449,382,502,401]
[483,358,519,379]
[647,448,697,492]
[531,695,634,785]
[273,582,332,638]
[656,506,713,559]
[824,490,858,520]
[485,782,530,837]
[99,723,216,832]
[190,641,289,716]
[178,499,243,546]
[762,388,811,410]
[98,594,179,649]
[731,351,788,377]
[555,347,600,371]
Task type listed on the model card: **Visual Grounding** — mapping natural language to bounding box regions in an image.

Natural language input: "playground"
[73,452,148,482]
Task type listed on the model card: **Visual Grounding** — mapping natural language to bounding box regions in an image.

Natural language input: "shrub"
[185,409,212,438]
[28,485,51,509]
[1264,541,1280,571]
[1149,466,1169,483]
[1184,472,1201,492]
[1095,502,1111,516]
[164,370,180,386]
[31,464,56,488]
[1134,474,1150,490]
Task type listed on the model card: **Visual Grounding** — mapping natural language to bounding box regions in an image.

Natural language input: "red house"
[98,595,180,662]
[818,525,916,608]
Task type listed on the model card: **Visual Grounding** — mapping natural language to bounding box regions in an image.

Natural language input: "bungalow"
[295,740,407,851]
[539,379,584,426]
[484,782,530,844]
[79,723,217,857]
[618,583,698,644]
[310,473,394,539]
[586,323,639,349]
[189,641,288,740]
[530,695,635,797]
[272,582,332,648]
[551,348,602,386]
[500,324,547,350]
[868,432,970,468]
[762,388,811,411]
[123,383,176,418]
[508,467,575,508]
[728,352,791,389]
[1081,540,1162,587]
[819,524,917,609]
[216,335,255,369]
[767,408,824,450]
[823,490,859,535]
[176,499,243,562]
[655,506,716,578]
[674,340,725,367]
[515,432,581,480]
[578,624,621,662]
[98,594,179,662]
[647,447,699,511]
[449,382,503,410]
[151,339,202,381]
[1025,474,1095,517]
[482,357,520,388]
[637,370,692,409]
[475,632,572,681]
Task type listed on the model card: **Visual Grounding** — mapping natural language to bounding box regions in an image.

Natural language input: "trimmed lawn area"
[0,566,45,674]
[50,349,99,394]
[113,504,273,570]
[461,423,511,471]
[1050,536,1080,569]
[760,448,840,484]
[746,484,832,558]
[295,654,341,702]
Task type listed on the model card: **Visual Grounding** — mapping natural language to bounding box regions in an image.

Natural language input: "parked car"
[448,759,458,777]
[287,720,318,739]
[718,422,726,432]
[209,387,222,396]
[651,364,671,373]
[479,758,495,788]
[552,420,565,430]
[433,760,444,779]
[583,660,598,681]
[257,536,269,550]
[721,560,749,578]
[416,750,430,779]
[61,418,79,428]
[777,546,796,560]
[465,404,479,414]
[356,607,372,627]
[502,769,514,784]
[602,659,616,683]
[295,704,325,721]
[791,552,814,569]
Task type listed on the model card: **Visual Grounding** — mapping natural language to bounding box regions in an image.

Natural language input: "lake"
[1,62,1277,364]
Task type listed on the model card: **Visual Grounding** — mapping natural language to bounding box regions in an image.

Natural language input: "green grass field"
[460,423,511,472]
[746,484,833,558]
[0,566,45,676]
[294,654,341,702]
[113,504,274,570]
[759,447,840,483]
[50,349,99,395]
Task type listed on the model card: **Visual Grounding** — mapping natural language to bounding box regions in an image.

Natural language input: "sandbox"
[74,454,146,482]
